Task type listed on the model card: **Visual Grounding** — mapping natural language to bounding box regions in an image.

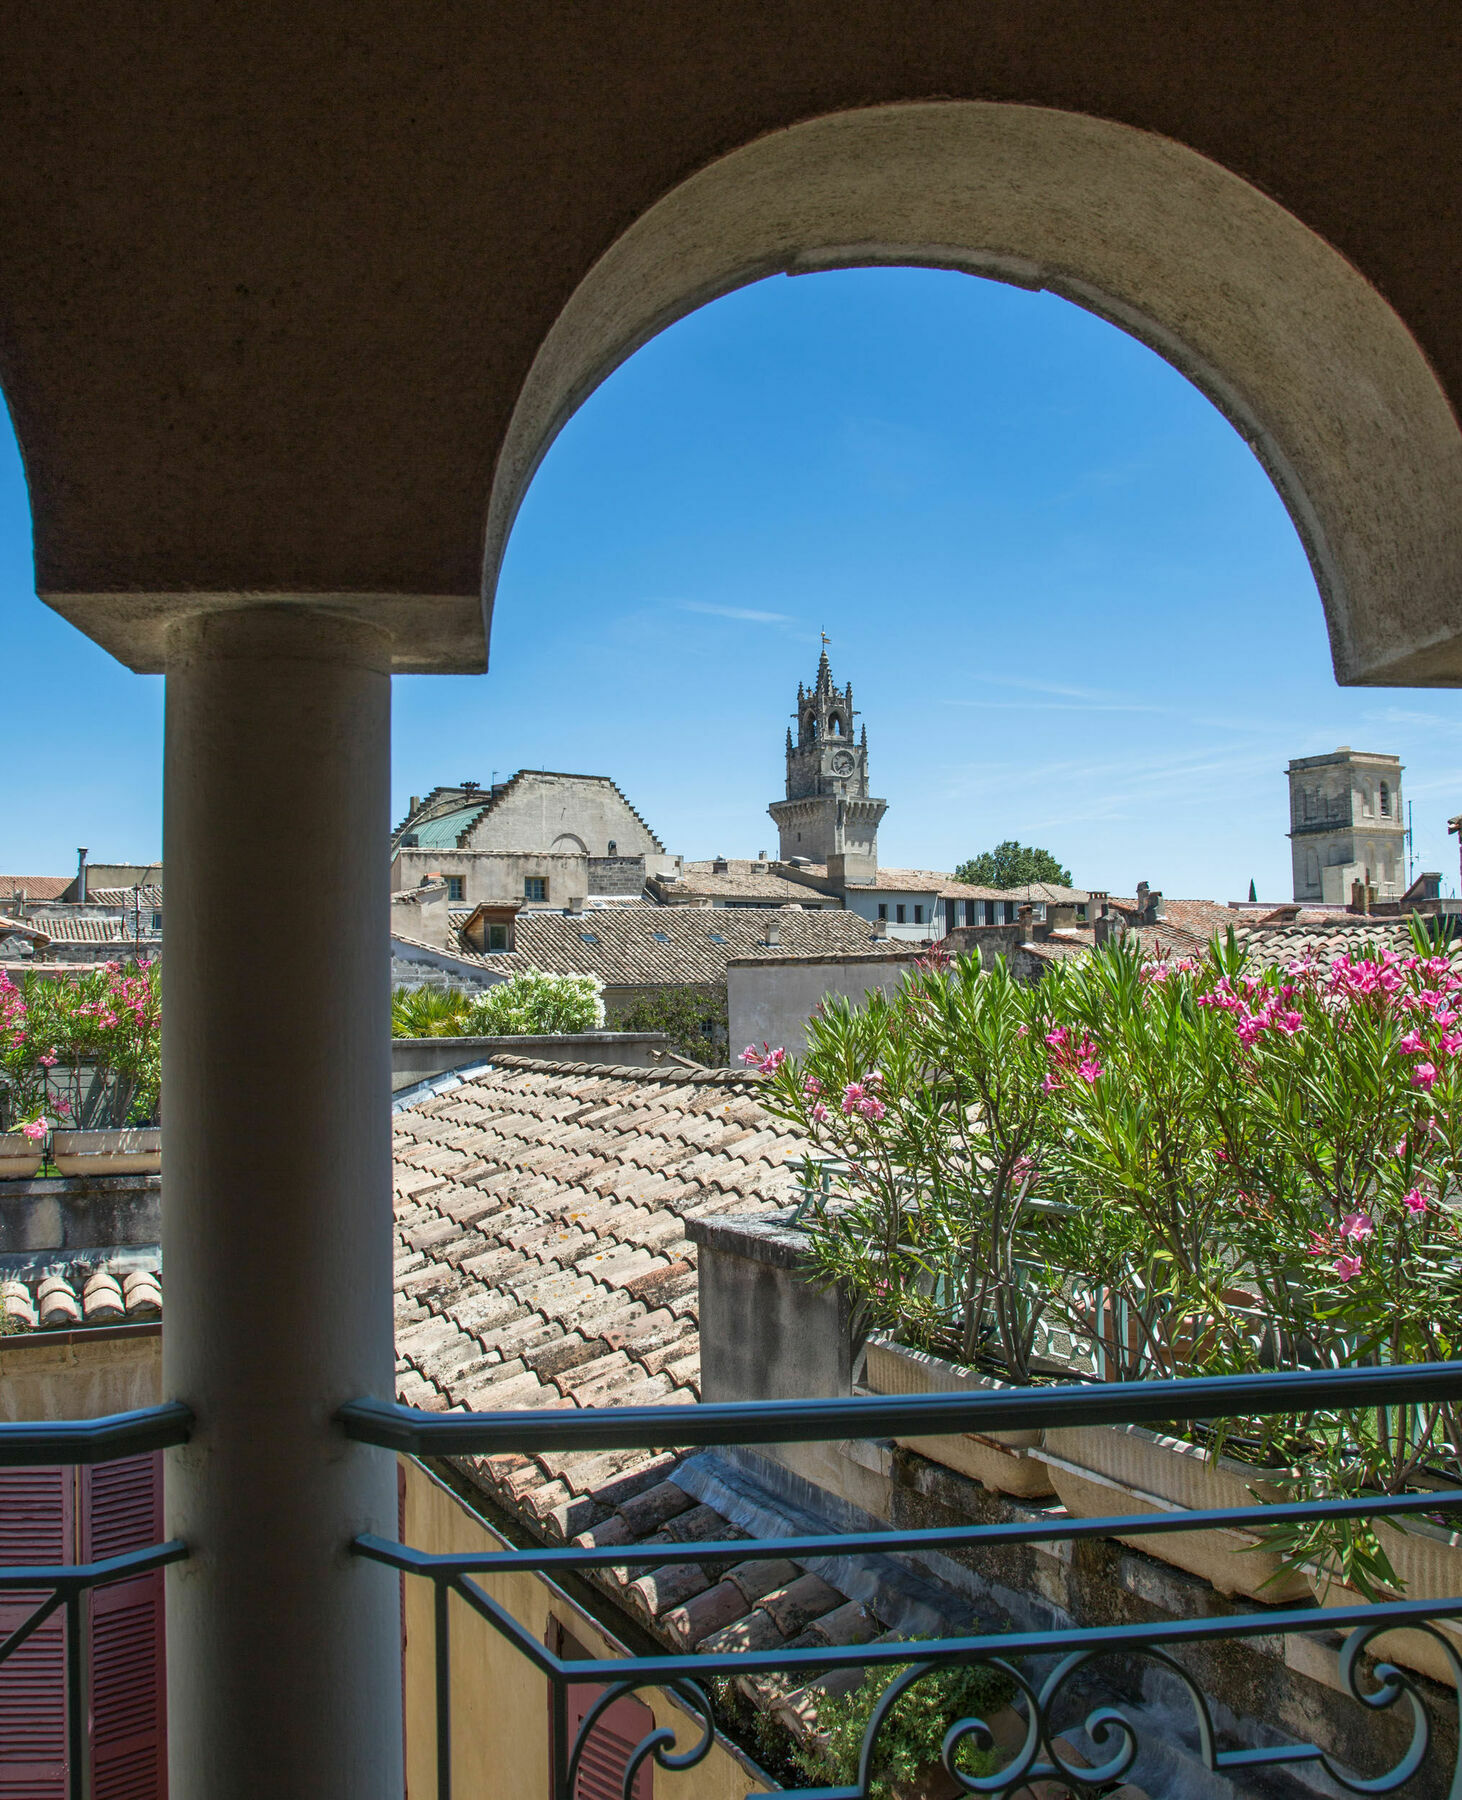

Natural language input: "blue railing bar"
[366,1571,1462,1686]
[339,1359,1462,1455]
[352,1480,1462,1577]
[0,1539,188,1591]
[0,1401,193,1465]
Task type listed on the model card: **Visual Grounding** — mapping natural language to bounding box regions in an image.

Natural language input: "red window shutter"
[0,1466,72,1799]
[80,1455,166,1800]
[565,1683,654,1800]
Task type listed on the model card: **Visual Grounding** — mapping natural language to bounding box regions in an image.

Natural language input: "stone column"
[161,608,401,1796]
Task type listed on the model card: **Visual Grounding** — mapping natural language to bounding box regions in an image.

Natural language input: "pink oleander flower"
[21,1119,47,1142]
[1276,1010,1304,1035]
[1398,1029,1426,1054]
[856,1097,886,1121]
[1076,1058,1102,1084]
[759,1047,786,1074]
[1340,1212,1376,1243]
[1412,1061,1439,1090]
[803,1075,822,1096]
[1307,1231,1330,1258]
[38,1050,57,1067]
[840,1081,866,1115]
[1045,1027,1069,1050]
[1334,1253,1364,1282]
[1443,1032,1462,1058]
[1403,1188,1429,1215]
[863,1069,884,1088]
[810,1102,829,1124]
[739,1045,763,1066]
[53,1099,71,1117]
[104,960,120,973]
[1041,1073,1062,1095]
[1015,1024,1029,1038]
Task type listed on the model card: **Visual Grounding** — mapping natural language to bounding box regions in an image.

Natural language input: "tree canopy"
[954,840,1073,889]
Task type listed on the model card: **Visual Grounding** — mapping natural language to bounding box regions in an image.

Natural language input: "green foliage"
[390,969,604,1039]
[614,986,728,1065]
[0,962,160,1129]
[753,916,1462,1596]
[793,1652,1013,1799]
[468,967,604,1036]
[953,841,1072,889]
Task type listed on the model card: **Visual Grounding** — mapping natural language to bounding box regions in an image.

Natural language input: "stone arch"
[551,832,589,855]
[484,102,1462,687]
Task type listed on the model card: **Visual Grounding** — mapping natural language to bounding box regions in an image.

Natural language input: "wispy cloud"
[678,601,795,626]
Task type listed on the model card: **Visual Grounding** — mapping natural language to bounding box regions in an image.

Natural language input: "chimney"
[872,914,888,939]
[76,847,88,904]
[409,795,420,814]
[1018,904,1035,945]
[1148,890,1165,923]
[764,919,781,949]
[712,855,729,874]
[1136,881,1149,917]
[566,896,585,915]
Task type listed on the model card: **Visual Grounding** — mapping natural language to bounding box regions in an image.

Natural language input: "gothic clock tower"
[768,649,887,884]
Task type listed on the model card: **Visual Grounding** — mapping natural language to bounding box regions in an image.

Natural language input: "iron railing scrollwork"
[344,1364,1462,1800]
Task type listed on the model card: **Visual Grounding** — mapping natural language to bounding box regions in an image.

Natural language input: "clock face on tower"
[830,749,856,776]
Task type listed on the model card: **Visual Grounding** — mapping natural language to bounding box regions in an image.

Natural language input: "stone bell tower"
[768,648,887,884]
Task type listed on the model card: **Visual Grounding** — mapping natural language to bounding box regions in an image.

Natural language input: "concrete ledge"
[686,1208,809,1271]
[688,1210,858,1403]
[0,1172,161,1253]
[390,1031,669,1091]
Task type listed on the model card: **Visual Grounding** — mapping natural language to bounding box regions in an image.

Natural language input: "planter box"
[1037,1421,1310,1602]
[50,1128,161,1176]
[863,1337,1055,1499]
[1310,1517,1462,1688]
[0,1134,44,1180]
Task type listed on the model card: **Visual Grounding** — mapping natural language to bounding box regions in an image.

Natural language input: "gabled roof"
[0,875,72,901]
[491,906,908,987]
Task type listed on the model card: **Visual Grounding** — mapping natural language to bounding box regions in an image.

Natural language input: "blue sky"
[5,266,1462,899]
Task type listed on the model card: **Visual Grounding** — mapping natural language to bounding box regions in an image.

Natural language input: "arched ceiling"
[0,5,1457,679]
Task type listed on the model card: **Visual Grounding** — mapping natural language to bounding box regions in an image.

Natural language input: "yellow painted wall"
[401,1457,771,1799]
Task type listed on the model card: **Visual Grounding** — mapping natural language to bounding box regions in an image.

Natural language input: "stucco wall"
[726,953,919,1056]
[392,848,588,908]
[462,772,661,858]
[400,1457,768,1798]
[0,1326,160,1420]
[0,1173,161,1254]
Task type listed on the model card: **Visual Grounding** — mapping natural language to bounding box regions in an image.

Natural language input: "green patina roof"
[404,804,486,848]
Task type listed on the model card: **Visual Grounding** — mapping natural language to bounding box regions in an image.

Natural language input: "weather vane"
[820,628,831,647]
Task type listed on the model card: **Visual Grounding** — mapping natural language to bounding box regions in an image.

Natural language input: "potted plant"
[28,961,162,1171]
[0,1115,47,1180]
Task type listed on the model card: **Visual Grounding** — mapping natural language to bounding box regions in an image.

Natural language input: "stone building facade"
[767,651,886,885]
[1287,747,1406,903]
[390,769,678,908]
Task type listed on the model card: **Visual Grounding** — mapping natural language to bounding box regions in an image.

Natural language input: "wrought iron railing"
[343,1363,1462,1800]
[0,1403,191,1800]
[12,1376,1462,1797]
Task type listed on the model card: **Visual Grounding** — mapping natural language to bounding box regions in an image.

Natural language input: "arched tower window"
[829,713,843,735]
[1380,781,1391,817]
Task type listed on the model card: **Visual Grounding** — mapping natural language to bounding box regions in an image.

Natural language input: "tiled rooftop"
[390,1055,1001,1759]
[0,875,72,902]
[491,906,909,988]
[2,1268,161,1330]
[391,1055,812,1522]
[657,860,839,905]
